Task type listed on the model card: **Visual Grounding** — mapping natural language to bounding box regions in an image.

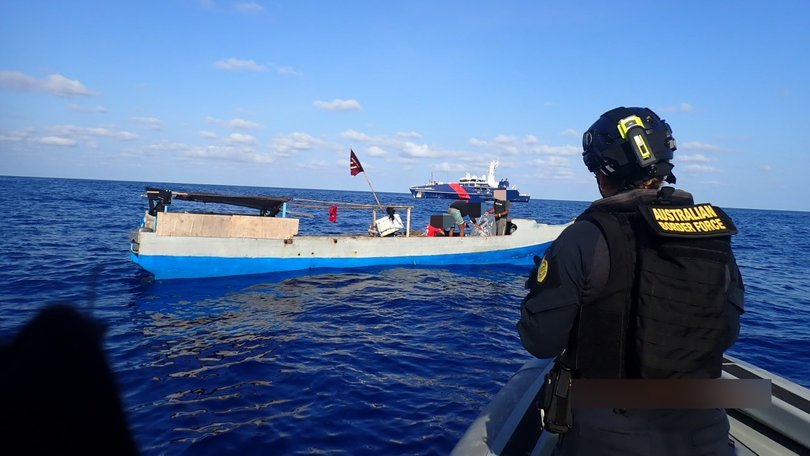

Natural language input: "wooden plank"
[156,212,299,239]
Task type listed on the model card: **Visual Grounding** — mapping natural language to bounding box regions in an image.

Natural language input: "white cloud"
[213,63,299,76]
[50,125,139,141]
[433,161,468,173]
[759,165,773,172]
[228,133,256,145]
[684,164,718,173]
[340,130,374,142]
[0,71,95,97]
[678,154,711,163]
[198,130,218,139]
[341,129,428,155]
[299,159,329,169]
[545,156,570,166]
[143,140,192,153]
[214,58,268,72]
[235,2,264,13]
[131,116,162,130]
[141,133,330,165]
[533,144,580,155]
[401,142,439,158]
[227,118,261,129]
[313,98,362,111]
[469,135,520,155]
[186,145,272,163]
[145,141,276,164]
[345,131,448,159]
[206,117,261,129]
[39,136,78,146]
[270,132,326,155]
[470,134,579,156]
[365,146,387,157]
[396,131,421,139]
[0,129,35,142]
[526,156,576,180]
[43,75,95,96]
[1,125,139,149]
[275,66,299,76]
[559,128,579,137]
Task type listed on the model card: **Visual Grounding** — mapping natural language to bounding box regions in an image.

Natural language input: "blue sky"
[1,1,808,211]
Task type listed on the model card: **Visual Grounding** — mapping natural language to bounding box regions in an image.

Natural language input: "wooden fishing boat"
[451,355,810,455]
[130,187,569,280]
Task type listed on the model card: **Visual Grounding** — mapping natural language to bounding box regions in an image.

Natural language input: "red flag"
[328,205,337,222]
[350,149,364,176]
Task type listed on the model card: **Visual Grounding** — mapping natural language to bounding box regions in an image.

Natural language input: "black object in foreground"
[0,304,139,455]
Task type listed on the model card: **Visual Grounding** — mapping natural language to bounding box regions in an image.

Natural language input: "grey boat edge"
[451,354,810,456]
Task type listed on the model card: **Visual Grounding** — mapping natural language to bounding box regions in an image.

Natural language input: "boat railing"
[141,188,414,237]
[294,198,413,237]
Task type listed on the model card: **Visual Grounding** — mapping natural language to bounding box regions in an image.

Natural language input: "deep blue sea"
[0,175,808,455]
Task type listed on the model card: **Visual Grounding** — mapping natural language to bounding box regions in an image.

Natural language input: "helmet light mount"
[617,114,657,169]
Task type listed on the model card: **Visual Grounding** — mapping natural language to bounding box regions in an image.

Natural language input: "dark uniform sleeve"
[517,221,604,359]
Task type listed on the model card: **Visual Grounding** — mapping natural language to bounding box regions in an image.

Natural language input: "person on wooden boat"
[517,106,744,455]
[447,199,479,237]
[486,189,510,235]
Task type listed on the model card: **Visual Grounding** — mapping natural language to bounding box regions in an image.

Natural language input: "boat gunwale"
[450,354,810,455]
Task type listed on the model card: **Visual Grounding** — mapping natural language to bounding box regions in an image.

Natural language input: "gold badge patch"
[639,203,737,238]
[536,257,549,284]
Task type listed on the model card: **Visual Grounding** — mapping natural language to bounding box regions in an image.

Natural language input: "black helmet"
[582,106,677,188]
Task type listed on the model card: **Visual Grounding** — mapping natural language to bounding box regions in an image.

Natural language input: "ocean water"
[0,175,807,455]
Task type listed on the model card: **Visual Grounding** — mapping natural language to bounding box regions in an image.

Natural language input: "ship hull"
[409,183,530,202]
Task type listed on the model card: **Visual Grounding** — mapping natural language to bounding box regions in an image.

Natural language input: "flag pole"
[364,172,383,209]
[350,149,383,209]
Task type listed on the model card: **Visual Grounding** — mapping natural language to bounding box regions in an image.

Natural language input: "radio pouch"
[539,361,574,434]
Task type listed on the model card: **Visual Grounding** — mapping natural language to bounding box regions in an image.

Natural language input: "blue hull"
[131,241,552,280]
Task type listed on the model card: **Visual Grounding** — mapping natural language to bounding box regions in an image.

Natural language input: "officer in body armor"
[517,107,745,455]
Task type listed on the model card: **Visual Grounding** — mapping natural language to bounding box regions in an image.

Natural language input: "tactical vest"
[562,188,737,379]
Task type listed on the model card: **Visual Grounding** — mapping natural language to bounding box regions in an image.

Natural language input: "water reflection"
[127,266,530,453]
